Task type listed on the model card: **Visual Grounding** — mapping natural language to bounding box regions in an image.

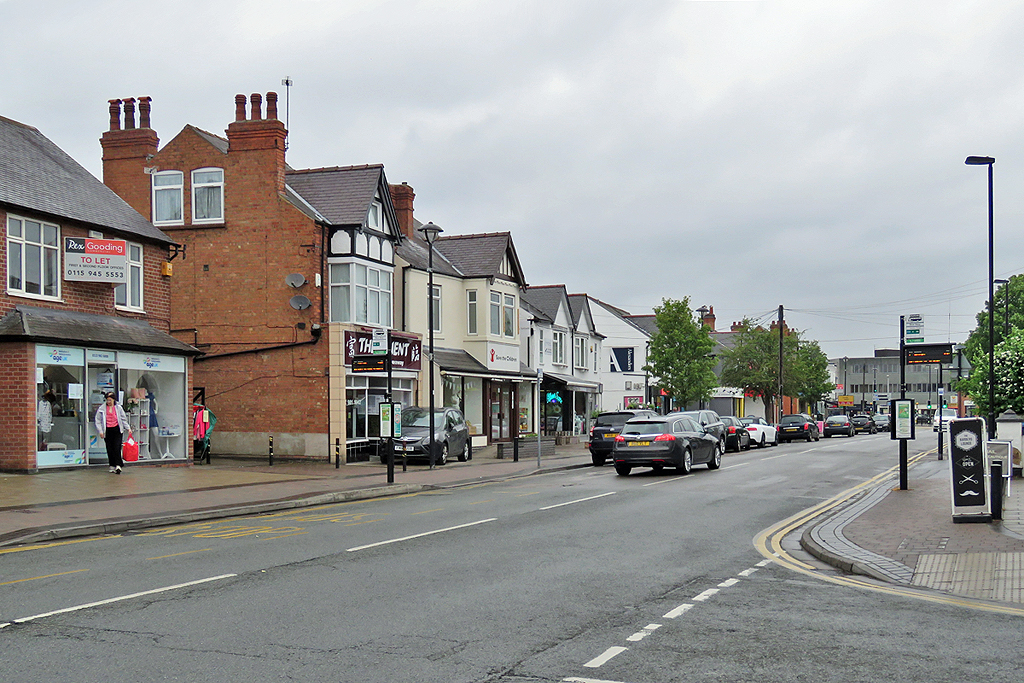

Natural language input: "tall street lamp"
[966,155,996,438]
[419,222,443,469]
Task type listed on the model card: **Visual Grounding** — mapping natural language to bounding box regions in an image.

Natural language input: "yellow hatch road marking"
[0,569,88,586]
[146,549,211,560]
[754,450,1024,616]
[412,508,446,515]
[0,536,116,556]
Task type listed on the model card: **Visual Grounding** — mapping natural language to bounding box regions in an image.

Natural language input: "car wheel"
[718,439,726,457]
[759,435,767,448]
[458,442,469,462]
[614,463,631,476]
[679,449,692,474]
[708,445,722,470]
[743,436,751,451]
[806,431,813,442]
[592,454,606,467]
[437,443,448,465]
[773,432,780,446]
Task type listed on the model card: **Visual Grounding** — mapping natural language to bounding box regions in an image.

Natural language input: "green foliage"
[960,275,1023,414]
[956,328,1024,417]
[643,297,718,409]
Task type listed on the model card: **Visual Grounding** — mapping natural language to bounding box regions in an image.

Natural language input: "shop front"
[540,372,601,436]
[1,306,198,471]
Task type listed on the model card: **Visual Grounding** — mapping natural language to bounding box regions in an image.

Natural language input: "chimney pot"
[138,96,152,129]
[250,93,263,120]
[266,92,278,120]
[122,97,136,130]
[108,99,122,131]
[234,94,247,121]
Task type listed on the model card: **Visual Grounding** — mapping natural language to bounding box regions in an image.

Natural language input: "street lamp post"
[418,222,443,469]
[966,155,996,438]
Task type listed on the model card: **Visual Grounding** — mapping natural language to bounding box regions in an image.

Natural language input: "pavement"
[2,440,1023,607]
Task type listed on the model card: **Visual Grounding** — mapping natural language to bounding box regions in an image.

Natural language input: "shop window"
[7,215,60,299]
[114,242,144,311]
[191,168,224,224]
[152,171,183,225]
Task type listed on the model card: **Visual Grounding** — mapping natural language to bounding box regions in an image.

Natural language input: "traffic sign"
[371,328,388,355]
[905,338,925,344]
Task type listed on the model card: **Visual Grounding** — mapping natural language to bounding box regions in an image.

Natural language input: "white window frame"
[114,241,144,311]
[328,260,393,327]
[367,200,383,231]
[490,292,501,336]
[191,168,224,224]
[552,330,567,366]
[538,329,545,365]
[430,284,441,333]
[503,294,516,338]
[574,336,587,370]
[6,215,60,300]
[467,290,478,335]
[152,171,184,225]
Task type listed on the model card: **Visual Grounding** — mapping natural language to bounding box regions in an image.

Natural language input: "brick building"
[100,94,413,458]
[0,110,198,473]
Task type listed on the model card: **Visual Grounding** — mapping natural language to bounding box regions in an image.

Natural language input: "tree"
[956,328,1024,418]
[960,275,1022,416]
[791,340,834,411]
[643,297,718,410]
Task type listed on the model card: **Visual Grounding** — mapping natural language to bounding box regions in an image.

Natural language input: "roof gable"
[0,115,174,244]
[435,232,527,285]
[523,285,573,329]
[285,164,402,240]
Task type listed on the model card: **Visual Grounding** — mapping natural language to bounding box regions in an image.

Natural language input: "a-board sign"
[949,417,988,513]
[905,343,952,364]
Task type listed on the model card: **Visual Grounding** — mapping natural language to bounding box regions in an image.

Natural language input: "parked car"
[932,408,958,432]
[390,407,470,465]
[872,413,890,431]
[740,416,778,448]
[588,409,658,466]
[720,415,752,451]
[823,414,855,438]
[778,414,820,442]
[679,410,726,451]
[612,413,722,476]
[850,414,877,434]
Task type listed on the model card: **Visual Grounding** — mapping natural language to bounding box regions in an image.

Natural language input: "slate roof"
[0,115,174,244]
[187,125,229,154]
[432,347,489,374]
[626,314,659,336]
[285,165,399,233]
[435,232,525,283]
[0,305,200,356]
[522,285,569,325]
[395,230,462,277]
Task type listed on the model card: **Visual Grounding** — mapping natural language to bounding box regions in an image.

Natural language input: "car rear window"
[622,421,668,436]
[596,413,637,428]
[780,415,807,425]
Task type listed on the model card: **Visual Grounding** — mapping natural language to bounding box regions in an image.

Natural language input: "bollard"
[335,438,341,469]
[269,434,274,466]
[513,436,519,462]
[468,439,473,461]
[992,461,1004,520]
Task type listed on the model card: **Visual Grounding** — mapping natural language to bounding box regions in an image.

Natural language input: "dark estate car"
[612,413,722,476]
[851,414,878,434]
[679,410,727,451]
[823,414,855,438]
[389,407,470,465]
[721,415,752,451]
[778,413,820,442]
[589,409,658,466]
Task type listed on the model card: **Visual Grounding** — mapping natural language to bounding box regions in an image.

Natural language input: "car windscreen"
[401,409,442,428]
[780,416,806,425]
[740,417,757,426]
[596,413,637,428]
[621,421,668,436]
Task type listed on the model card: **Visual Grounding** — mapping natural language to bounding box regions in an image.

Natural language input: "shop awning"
[543,372,602,393]
[0,305,201,356]
[434,347,537,381]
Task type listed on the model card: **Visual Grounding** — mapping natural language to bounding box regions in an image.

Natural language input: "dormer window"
[192,168,224,223]
[152,171,183,225]
[367,201,382,231]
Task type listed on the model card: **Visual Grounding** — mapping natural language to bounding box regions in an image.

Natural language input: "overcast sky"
[4,0,1023,359]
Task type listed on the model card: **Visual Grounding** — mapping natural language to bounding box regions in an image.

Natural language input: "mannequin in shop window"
[37,390,56,449]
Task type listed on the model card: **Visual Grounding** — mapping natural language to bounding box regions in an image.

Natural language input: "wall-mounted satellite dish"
[289,295,312,310]
[285,273,306,288]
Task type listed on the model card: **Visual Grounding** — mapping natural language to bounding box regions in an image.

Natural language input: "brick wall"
[0,342,39,471]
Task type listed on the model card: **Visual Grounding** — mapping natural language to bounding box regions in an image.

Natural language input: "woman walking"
[95,392,132,474]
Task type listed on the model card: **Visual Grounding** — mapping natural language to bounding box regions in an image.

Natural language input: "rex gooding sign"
[64,238,127,283]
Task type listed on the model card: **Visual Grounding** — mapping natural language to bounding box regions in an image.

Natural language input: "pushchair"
[192,403,217,464]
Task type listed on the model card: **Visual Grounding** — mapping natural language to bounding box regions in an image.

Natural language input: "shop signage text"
[345,330,421,370]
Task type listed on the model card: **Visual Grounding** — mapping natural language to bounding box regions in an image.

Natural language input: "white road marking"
[738,567,759,577]
[756,559,772,567]
[693,588,719,601]
[583,646,629,668]
[346,519,496,552]
[642,476,686,487]
[9,574,236,625]
[626,623,662,642]
[564,677,631,683]
[760,453,790,461]
[663,603,694,619]
[539,492,616,510]
[723,462,750,470]
[718,578,740,588]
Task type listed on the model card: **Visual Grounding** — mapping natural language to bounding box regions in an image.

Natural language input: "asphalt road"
[2,431,1021,682]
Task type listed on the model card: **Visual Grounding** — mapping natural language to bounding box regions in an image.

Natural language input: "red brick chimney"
[100,96,159,218]
[700,305,716,332]
[389,182,415,238]
[226,92,287,194]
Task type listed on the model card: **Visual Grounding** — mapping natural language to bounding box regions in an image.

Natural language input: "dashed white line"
[346,519,496,552]
[757,559,772,566]
[583,646,629,668]
[692,588,719,601]
[539,492,616,510]
[626,623,662,642]
[738,567,759,577]
[9,574,237,625]
[564,677,630,683]
[663,603,694,619]
[723,462,750,470]
[642,476,687,487]
[718,578,740,588]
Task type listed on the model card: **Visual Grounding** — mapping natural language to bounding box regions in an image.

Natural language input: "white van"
[932,408,957,432]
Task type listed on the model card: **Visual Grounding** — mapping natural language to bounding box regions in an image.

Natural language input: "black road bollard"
[513,436,519,462]
[269,435,274,466]
[335,438,341,469]
[468,439,473,461]
[992,461,1004,520]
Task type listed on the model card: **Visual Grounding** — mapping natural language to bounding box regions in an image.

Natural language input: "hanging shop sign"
[63,238,127,283]
[345,330,421,370]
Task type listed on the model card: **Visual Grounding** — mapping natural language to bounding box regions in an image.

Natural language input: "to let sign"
[64,238,127,283]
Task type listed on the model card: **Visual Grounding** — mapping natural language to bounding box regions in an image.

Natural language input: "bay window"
[329,261,392,326]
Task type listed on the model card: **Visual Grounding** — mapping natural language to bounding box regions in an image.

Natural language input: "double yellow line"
[753,450,1024,616]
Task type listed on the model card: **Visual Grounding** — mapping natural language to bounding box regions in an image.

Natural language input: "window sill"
[153,221,185,228]
[7,290,61,303]
[115,305,147,315]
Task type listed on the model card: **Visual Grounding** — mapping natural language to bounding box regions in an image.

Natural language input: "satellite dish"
[285,273,306,288]
[289,295,312,310]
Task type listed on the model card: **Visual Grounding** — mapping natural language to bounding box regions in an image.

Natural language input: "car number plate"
[784,427,797,432]
[628,441,651,446]
[605,433,619,439]
[400,445,415,452]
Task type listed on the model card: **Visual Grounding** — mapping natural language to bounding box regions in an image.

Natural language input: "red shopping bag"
[122,435,139,462]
